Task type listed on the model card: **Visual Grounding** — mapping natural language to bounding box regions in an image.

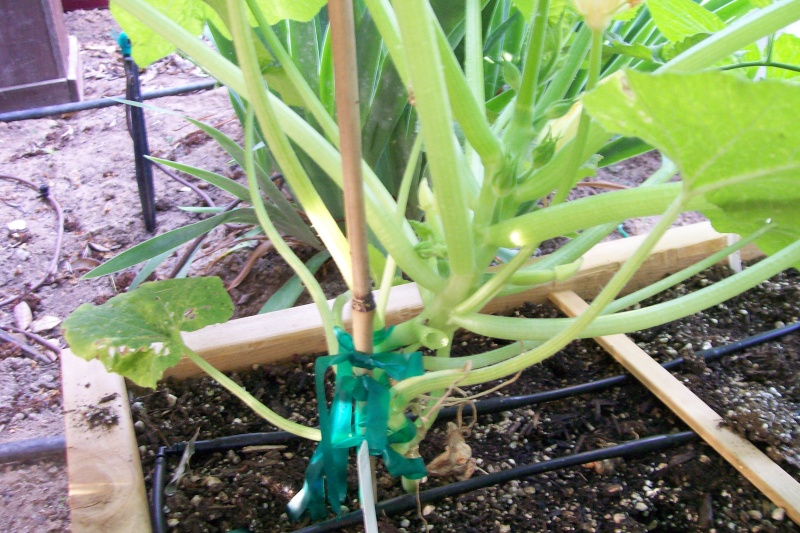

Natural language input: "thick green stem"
[393,194,688,406]
[432,20,505,177]
[504,0,551,157]
[393,0,476,278]
[486,182,714,248]
[465,0,485,109]
[246,0,339,143]
[454,236,800,342]
[186,348,320,440]
[550,29,604,206]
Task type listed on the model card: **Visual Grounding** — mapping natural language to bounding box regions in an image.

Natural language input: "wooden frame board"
[173,221,761,379]
[61,350,151,533]
[550,290,800,524]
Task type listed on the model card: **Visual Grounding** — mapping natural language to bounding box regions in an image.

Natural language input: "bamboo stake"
[550,290,800,525]
[329,0,374,355]
[328,1,378,529]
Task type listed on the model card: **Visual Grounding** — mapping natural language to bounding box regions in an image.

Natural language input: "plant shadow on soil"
[132,265,800,533]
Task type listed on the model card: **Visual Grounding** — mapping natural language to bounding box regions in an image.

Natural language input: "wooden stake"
[328,1,378,529]
[328,0,374,355]
[550,290,800,525]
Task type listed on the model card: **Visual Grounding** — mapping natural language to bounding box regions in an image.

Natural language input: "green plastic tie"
[117,31,132,57]
[286,328,427,521]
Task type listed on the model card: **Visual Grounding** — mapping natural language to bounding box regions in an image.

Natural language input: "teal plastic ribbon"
[287,327,427,521]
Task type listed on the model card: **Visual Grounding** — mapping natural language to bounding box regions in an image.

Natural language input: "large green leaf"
[111,0,327,66]
[111,0,214,66]
[768,33,800,80]
[647,0,725,42]
[63,278,233,388]
[583,70,800,259]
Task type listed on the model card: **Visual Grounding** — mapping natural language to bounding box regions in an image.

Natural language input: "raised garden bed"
[61,222,800,532]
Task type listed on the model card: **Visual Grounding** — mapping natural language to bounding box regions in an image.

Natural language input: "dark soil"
[133,265,800,533]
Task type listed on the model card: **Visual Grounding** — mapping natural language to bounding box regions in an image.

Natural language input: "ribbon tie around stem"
[287,327,427,521]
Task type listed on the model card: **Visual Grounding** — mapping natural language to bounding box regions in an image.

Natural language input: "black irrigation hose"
[0,436,66,464]
[437,319,800,420]
[0,80,218,123]
[149,320,800,533]
[294,431,699,533]
[151,430,300,532]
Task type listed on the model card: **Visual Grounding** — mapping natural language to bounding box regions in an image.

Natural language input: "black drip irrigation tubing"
[294,431,699,533]
[146,320,800,533]
[0,436,66,464]
[0,80,218,123]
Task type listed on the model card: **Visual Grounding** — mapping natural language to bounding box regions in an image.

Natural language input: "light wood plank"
[549,290,800,525]
[173,222,759,378]
[61,349,151,533]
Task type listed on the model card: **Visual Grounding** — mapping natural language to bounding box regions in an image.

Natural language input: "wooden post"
[0,0,83,112]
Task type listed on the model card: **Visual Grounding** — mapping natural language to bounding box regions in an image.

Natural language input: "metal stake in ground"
[328,0,379,530]
[119,32,157,233]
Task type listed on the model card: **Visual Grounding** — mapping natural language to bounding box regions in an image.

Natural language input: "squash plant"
[64,0,800,522]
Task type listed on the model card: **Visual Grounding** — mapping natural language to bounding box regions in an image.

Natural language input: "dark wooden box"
[0,0,82,113]
[62,0,109,12]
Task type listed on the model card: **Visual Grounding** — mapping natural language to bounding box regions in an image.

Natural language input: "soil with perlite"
[0,8,798,533]
[132,265,800,533]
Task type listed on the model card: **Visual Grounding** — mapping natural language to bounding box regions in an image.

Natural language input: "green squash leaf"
[247,0,327,25]
[63,278,234,388]
[768,33,800,80]
[657,32,712,63]
[647,0,725,43]
[111,0,217,66]
[583,70,800,260]
[111,0,327,66]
